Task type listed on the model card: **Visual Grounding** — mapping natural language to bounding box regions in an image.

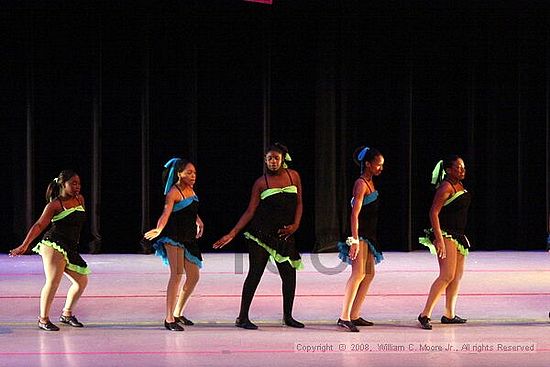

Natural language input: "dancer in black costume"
[10,170,89,331]
[337,146,384,332]
[144,158,204,331]
[213,143,304,330]
[418,155,471,330]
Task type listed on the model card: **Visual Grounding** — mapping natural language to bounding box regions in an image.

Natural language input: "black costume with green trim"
[237,169,302,322]
[32,198,90,275]
[419,183,471,256]
[243,171,302,270]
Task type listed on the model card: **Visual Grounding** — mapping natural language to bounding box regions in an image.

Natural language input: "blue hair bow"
[357,146,370,162]
[358,146,370,173]
[163,158,181,195]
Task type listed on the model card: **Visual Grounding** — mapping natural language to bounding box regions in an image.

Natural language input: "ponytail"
[45,170,78,202]
[45,178,61,202]
[431,155,461,187]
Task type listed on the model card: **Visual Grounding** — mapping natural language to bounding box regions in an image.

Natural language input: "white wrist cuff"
[346,237,359,246]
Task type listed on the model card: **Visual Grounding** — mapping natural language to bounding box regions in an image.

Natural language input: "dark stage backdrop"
[1,1,549,255]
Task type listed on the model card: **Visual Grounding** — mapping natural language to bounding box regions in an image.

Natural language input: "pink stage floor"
[1,251,549,367]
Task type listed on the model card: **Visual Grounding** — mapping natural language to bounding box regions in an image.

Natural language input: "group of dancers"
[10,142,480,332]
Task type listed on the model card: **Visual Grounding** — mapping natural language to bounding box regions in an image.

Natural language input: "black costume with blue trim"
[338,188,384,265]
[154,187,202,268]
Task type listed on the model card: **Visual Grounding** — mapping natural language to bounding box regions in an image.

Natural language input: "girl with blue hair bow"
[337,146,385,332]
[144,158,204,331]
